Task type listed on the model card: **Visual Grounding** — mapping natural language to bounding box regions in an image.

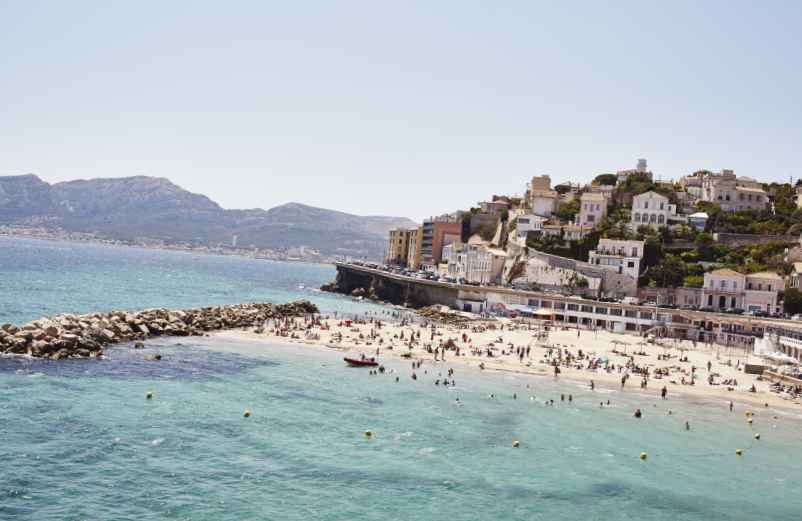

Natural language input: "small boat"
[344,357,379,367]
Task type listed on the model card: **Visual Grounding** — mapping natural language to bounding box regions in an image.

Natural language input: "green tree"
[593,173,617,186]
[695,232,715,261]
[682,275,704,288]
[784,288,802,315]
[554,197,580,221]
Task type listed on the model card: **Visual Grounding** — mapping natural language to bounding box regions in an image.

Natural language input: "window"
[649,214,656,223]
[634,213,641,222]
[660,202,664,210]
[628,261,635,268]
[644,201,649,209]
[721,280,727,289]
[658,215,665,224]
[567,303,579,311]
[631,247,638,256]
[768,284,772,291]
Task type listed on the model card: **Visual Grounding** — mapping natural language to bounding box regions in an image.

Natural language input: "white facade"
[701,269,783,313]
[700,170,767,212]
[529,191,558,217]
[442,243,506,285]
[588,239,644,279]
[687,212,709,232]
[514,214,547,243]
[630,191,677,229]
[578,192,606,228]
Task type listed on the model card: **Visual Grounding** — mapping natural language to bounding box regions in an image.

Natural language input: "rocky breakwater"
[0,301,319,360]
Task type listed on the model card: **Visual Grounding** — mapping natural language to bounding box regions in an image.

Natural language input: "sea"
[1,236,801,520]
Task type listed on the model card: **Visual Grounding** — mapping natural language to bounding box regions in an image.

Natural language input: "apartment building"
[630,191,678,230]
[588,239,645,279]
[577,192,606,228]
[700,170,768,212]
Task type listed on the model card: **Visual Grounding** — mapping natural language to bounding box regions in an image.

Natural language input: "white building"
[578,192,607,228]
[514,214,547,243]
[701,269,784,313]
[687,212,709,232]
[588,239,645,279]
[442,243,507,285]
[541,223,591,242]
[526,175,559,217]
[631,191,677,230]
[700,170,768,212]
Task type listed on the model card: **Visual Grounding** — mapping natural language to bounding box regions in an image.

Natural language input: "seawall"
[326,264,458,308]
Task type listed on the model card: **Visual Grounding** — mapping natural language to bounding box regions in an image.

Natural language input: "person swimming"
[634,408,642,418]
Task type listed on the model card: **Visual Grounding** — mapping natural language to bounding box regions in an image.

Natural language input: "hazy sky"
[2,1,800,221]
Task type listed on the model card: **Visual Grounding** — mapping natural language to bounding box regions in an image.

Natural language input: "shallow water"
[3,338,801,520]
[1,237,801,520]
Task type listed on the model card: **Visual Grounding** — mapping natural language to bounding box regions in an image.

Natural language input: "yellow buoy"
[747,418,753,425]
[364,430,373,438]
[512,441,520,448]
[754,433,761,440]
[146,392,153,400]
[243,409,252,418]
[745,411,753,417]
[736,448,743,456]
[640,452,648,460]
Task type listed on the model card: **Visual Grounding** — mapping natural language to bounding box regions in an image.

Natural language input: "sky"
[2,1,801,221]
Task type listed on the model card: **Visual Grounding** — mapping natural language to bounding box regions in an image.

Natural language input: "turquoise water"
[0,236,380,324]
[2,237,802,520]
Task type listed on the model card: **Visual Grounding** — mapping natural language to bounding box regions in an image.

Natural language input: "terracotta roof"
[708,268,743,277]
[735,186,766,194]
[746,271,783,280]
[633,190,668,200]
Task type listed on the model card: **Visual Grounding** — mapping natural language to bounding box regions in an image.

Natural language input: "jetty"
[0,300,318,359]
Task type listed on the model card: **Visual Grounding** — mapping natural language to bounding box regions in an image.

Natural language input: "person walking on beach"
[661,386,667,400]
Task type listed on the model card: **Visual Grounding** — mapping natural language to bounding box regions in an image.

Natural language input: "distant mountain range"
[0,174,416,259]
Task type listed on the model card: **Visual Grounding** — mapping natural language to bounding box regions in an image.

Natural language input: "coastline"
[0,230,334,267]
[213,316,802,416]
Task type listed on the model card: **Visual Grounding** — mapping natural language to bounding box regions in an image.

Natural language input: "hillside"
[0,175,416,259]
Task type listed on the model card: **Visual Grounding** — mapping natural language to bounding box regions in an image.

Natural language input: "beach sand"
[214,312,802,413]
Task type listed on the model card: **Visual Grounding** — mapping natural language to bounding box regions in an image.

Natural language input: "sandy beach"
[213,309,802,414]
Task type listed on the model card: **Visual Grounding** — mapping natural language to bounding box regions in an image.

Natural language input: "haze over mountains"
[0,174,416,260]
